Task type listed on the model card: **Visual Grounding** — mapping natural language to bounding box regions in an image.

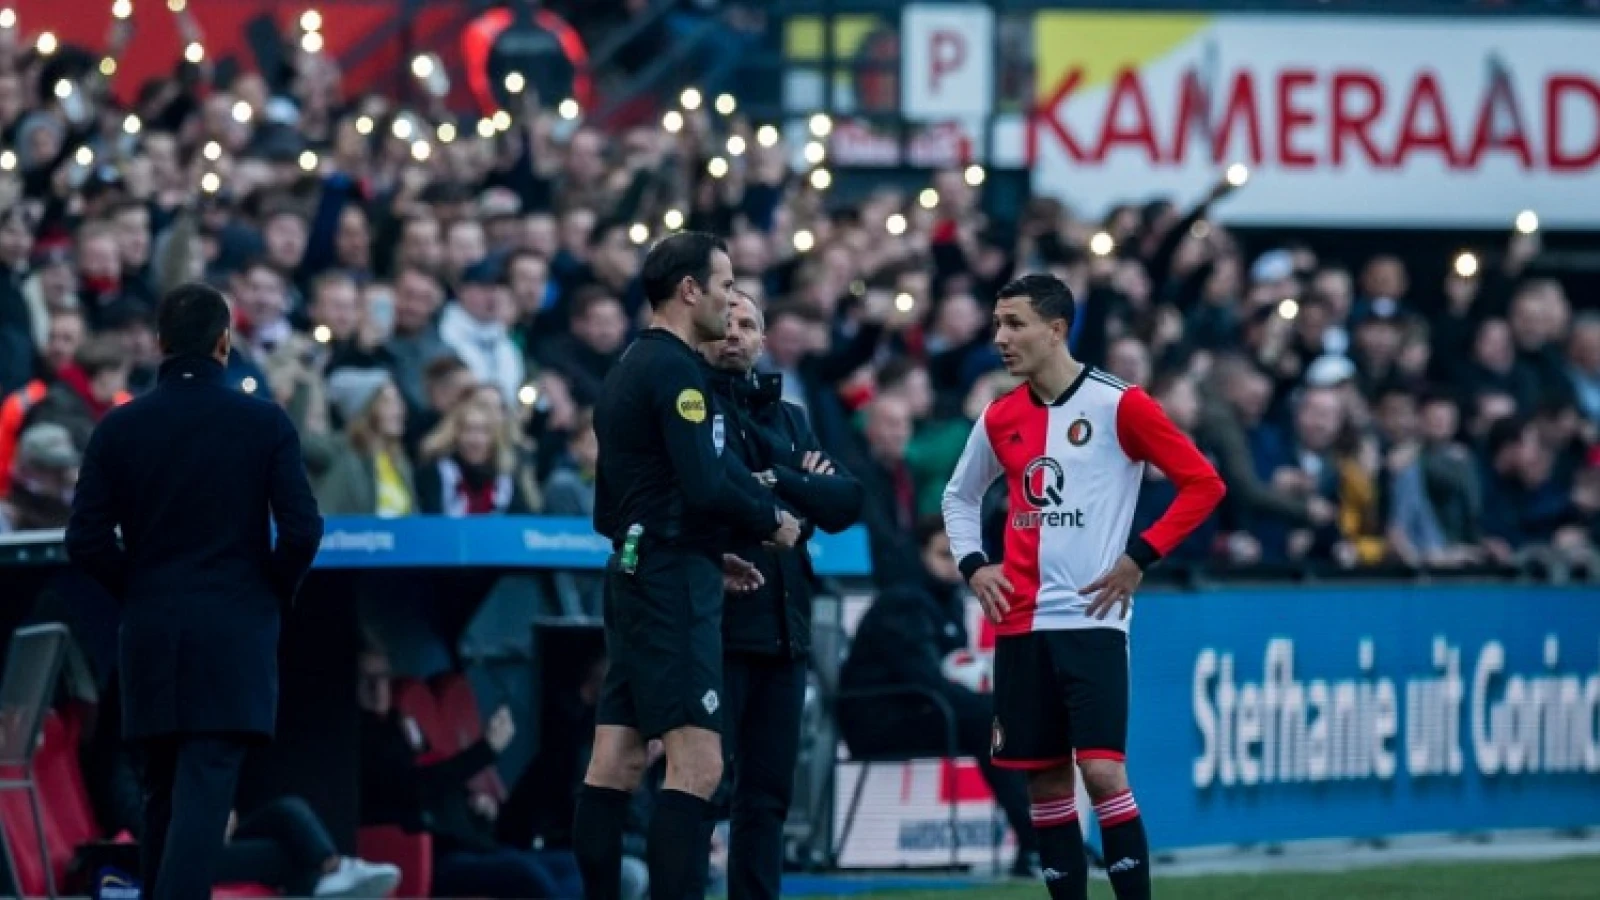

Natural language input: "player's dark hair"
[158,282,232,359]
[996,273,1075,331]
[641,231,727,310]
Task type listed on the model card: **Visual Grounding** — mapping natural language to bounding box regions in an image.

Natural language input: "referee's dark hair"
[157,282,232,359]
[641,231,728,310]
[997,273,1075,333]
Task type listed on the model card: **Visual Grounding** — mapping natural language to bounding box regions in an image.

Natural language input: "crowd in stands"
[0,5,1597,578]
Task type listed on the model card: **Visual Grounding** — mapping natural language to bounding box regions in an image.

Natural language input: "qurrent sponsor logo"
[1014,456,1087,529]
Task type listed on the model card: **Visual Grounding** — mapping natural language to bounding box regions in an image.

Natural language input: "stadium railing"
[4,521,1597,872]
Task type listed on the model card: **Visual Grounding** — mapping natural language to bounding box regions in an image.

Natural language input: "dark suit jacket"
[66,354,324,741]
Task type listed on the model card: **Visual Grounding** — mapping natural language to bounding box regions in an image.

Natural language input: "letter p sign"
[902,4,994,122]
[930,30,965,95]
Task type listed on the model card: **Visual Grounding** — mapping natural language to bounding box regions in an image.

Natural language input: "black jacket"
[359,709,499,853]
[846,450,924,590]
[66,355,323,740]
[836,575,971,734]
[708,368,864,658]
[593,329,778,555]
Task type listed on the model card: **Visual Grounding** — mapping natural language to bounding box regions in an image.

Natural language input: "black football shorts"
[596,548,725,740]
[990,628,1130,769]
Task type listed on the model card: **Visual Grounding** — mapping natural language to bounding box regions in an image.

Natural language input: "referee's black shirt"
[594,328,778,554]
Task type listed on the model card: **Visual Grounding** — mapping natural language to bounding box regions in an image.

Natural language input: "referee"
[574,231,802,900]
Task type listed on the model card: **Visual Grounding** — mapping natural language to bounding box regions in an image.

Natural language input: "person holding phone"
[358,646,582,898]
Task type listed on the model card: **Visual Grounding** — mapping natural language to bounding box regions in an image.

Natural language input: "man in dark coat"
[66,282,324,900]
[699,292,865,898]
[837,517,1039,877]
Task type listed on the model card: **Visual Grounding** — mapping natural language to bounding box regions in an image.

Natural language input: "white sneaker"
[313,857,403,898]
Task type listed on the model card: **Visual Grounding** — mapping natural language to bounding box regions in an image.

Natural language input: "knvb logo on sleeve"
[676,388,707,423]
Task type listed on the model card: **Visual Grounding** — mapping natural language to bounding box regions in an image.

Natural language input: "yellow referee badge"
[676,388,708,423]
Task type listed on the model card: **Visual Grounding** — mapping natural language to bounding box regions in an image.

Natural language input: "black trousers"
[215,796,338,895]
[690,653,806,900]
[138,733,250,900]
[838,685,1036,855]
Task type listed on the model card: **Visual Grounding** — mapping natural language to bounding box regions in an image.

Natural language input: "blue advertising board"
[312,516,873,578]
[1127,585,1600,850]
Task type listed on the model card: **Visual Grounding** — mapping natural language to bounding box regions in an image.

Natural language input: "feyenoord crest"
[1067,416,1093,446]
[991,718,1005,755]
[712,414,726,456]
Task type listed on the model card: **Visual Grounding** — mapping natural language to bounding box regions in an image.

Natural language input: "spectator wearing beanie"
[0,422,80,532]
[440,258,524,409]
[309,368,416,517]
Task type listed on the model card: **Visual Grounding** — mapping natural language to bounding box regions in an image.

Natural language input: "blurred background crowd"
[1,0,1596,581]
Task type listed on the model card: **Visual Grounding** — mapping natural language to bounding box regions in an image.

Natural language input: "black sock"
[1094,790,1151,900]
[1031,795,1088,900]
[574,783,632,900]
[647,788,710,900]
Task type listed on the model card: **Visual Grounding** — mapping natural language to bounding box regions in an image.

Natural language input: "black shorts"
[596,549,725,740]
[990,629,1129,770]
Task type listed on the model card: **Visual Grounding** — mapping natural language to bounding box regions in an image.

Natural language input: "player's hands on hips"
[722,554,765,593]
[970,565,1013,624]
[769,510,802,548]
[1081,555,1143,620]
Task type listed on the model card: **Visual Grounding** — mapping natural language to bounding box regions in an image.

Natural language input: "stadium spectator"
[538,285,629,406]
[387,266,454,412]
[358,646,582,899]
[415,398,537,516]
[311,368,416,516]
[404,354,475,459]
[0,336,130,493]
[1568,313,1600,422]
[837,517,1038,877]
[544,409,603,618]
[0,422,79,533]
[440,260,524,408]
[851,395,922,588]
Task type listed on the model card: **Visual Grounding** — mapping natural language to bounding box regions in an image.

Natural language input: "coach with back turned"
[66,283,324,900]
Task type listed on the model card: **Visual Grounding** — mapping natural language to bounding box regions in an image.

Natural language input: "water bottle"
[620,524,643,574]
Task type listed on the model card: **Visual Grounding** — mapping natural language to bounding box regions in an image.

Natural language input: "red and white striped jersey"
[942,366,1224,636]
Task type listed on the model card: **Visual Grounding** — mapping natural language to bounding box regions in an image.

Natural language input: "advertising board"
[1027,13,1600,226]
[833,586,1600,866]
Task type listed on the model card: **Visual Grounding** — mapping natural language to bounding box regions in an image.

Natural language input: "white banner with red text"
[1021,12,1600,227]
